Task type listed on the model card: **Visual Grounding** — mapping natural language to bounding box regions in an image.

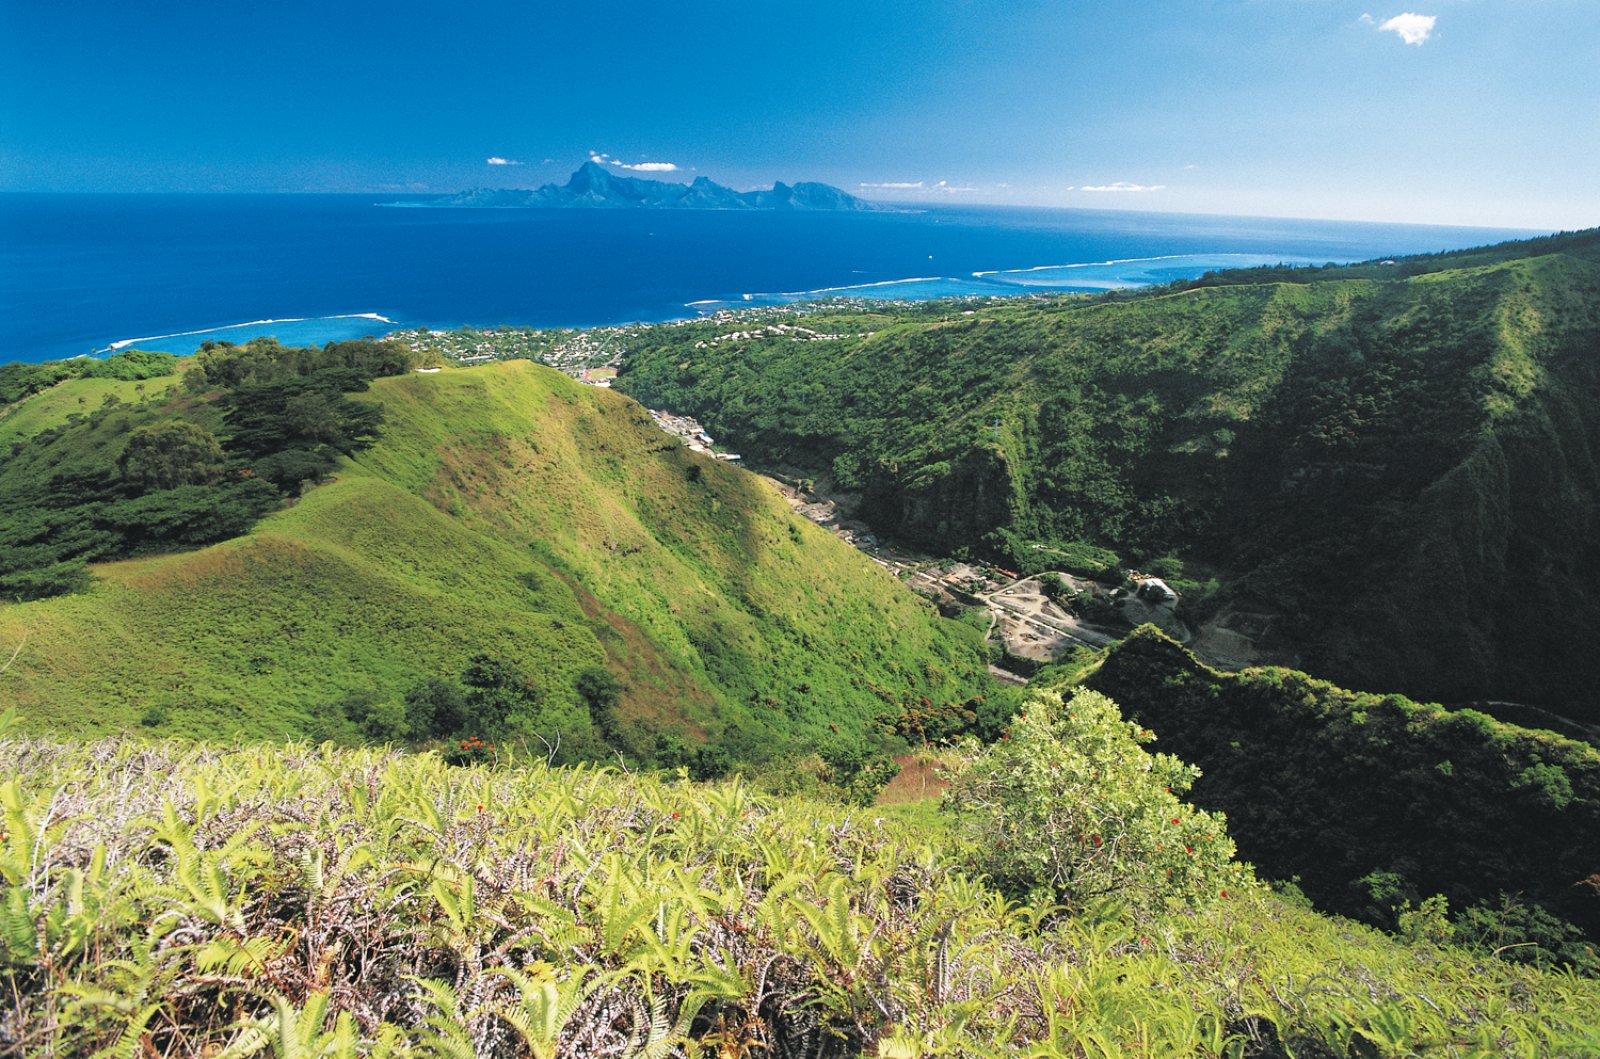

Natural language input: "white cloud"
[1371,12,1437,45]
[1080,182,1166,193]
[857,179,976,194]
[590,151,679,172]
[486,156,523,166]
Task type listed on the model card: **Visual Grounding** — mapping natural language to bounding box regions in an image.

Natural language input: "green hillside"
[0,358,998,758]
[617,231,1600,718]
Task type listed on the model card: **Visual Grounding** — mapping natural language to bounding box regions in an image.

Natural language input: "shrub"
[944,687,1245,916]
[574,666,623,744]
[404,678,469,739]
[84,348,177,381]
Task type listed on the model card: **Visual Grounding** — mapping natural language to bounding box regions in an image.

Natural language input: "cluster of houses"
[692,322,865,349]
[648,409,741,461]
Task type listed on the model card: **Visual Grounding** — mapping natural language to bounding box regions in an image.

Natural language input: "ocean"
[0,193,1542,364]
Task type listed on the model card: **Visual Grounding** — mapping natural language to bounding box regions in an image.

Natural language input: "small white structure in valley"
[1136,577,1178,604]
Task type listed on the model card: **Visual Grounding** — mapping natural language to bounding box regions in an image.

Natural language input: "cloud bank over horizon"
[1080,182,1166,193]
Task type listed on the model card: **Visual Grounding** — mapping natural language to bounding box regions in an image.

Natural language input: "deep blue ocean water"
[0,193,1542,364]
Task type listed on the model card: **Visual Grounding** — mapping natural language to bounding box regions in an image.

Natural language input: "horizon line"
[0,188,1573,234]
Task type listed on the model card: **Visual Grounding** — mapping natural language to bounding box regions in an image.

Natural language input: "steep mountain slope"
[0,362,995,751]
[1075,626,1600,959]
[618,233,1600,717]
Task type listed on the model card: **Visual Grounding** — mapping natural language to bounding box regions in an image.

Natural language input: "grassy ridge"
[617,237,1600,717]
[6,728,1597,1056]
[0,361,998,754]
[0,370,187,448]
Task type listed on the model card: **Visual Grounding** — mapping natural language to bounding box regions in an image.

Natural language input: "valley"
[5,231,1600,1053]
[9,3,1600,1052]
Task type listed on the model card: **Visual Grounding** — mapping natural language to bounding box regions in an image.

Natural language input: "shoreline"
[11,251,1345,365]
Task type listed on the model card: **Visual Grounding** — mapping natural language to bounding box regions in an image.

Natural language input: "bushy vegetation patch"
[4,721,1598,1056]
[0,347,177,406]
[946,689,1246,917]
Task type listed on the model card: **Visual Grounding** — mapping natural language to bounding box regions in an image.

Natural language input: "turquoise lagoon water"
[0,194,1541,363]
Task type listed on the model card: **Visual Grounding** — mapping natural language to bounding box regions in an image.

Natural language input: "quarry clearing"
[756,470,1302,678]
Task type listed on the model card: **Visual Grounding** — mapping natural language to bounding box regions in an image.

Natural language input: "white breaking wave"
[972,253,1259,279]
[775,276,946,297]
[685,277,960,313]
[101,313,394,353]
[683,254,1337,317]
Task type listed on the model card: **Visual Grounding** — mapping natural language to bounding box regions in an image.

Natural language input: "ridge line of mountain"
[414,160,888,211]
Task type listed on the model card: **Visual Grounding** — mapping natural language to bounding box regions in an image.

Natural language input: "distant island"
[412,160,887,211]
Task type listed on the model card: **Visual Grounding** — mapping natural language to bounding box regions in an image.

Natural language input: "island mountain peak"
[427,163,885,211]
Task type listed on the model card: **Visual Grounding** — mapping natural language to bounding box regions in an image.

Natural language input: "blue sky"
[1,0,1595,228]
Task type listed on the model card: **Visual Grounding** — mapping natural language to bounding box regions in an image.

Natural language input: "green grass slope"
[0,371,187,448]
[0,361,995,753]
[618,236,1600,717]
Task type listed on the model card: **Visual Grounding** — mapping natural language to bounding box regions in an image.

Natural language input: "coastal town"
[390,298,961,378]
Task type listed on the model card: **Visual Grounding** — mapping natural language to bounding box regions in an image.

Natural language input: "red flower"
[670,812,680,819]
[1221,889,1229,899]
[1171,817,1180,825]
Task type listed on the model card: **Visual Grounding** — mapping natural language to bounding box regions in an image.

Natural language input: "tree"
[461,654,540,732]
[117,421,226,491]
[405,678,469,738]
[283,391,344,444]
[573,666,623,745]
[342,690,409,742]
[944,687,1245,917]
